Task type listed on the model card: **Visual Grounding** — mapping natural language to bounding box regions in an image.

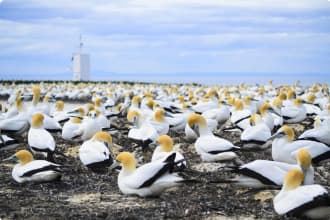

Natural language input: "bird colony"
[0,81,329,219]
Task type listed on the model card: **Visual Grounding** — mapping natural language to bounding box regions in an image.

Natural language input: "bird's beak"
[2,154,18,162]
[251,98,259,102]
[269,107,281,117]
[164,112,174,118]
[191,124,200,137]
[268,131,285,141]
[48,97,56,103]
[67,110,78,114]
[110,161,120,170]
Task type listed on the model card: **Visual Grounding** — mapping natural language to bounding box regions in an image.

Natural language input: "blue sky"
[0,0,329,84]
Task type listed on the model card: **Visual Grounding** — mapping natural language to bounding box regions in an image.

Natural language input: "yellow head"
[258,87,265,95]
[178,95,185,103]
[278,93,287,101]
[279,125,295,142]
[157,135,174,152]
[43,95,50,103]
[32,86,41,105]
[116,152,136,172]
[296,149,311,170]
[287,90,296,100]
[15,150,34,165]
[249,114,261,126]
[188,113,207,128]
[116,103,123,112]
[31,113,44,128]
[132,96,142,106]
[259,103,271,116]
[306,93,316,103]
[154,109,165,122]
[56,100,64,111]
[127,110,140,123]
[77,107,85,116]
[207,88,218,98]
[86,103,95,112]
[283,169,304,190]
[92,131,112,146]
[71,117,82,124]
[234,99,243,111]
[272,98,283,108]
[146,99,156,110]
[16,96,23,112]
[293,98,303,107]
[244,96,251,105]
[94,98,102,107]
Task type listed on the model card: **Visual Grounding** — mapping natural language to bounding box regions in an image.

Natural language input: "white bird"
[127,110,158,150]
[228,99,251,131]
[188,114,240,162]
[61,117,83,141]
[3,150,61,183]
[28,113,56,162]
[273,169,330,219]
[149,109,169,136]
[192,89,219,114]
[270,125,330,164]
[298,116,330,145]
[223,149,314,188]
[281,98,307,123]
[79,131,115,172]
[72,110,103,141]
[185,117,217,143]
[201,102,230,126]
[258,102,277,131]
[116,151,184,197]
[271,98,284,130]
[240,114,271,149]
[52,100,69,124]
[152,135,186,169]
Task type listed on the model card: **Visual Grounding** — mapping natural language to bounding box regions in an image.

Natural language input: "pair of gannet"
[270,125,330,164]
[127,110,158,150]
[71,110,106,141]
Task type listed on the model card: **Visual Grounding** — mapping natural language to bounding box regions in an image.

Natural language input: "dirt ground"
[0,115,329,220]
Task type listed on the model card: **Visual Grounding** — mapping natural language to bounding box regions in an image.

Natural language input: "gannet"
[152,135,186,169]
[28,113,56,162]
[3,150,61,183]
[240,114,271,149]
[270,125,330,164]
[273,169,330,219]
[79,131,115,172]
[116,152,184,197]
[127,110,158,150]
[188,114,240,162]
